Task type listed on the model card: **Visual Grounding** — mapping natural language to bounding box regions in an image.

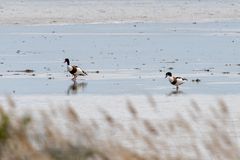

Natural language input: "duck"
[64,58,87,81]
[165,72,187,91]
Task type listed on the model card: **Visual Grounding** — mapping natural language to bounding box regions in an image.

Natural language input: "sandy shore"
[1,0,240,25]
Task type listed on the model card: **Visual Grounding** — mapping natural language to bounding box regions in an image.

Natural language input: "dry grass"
[0,97,239,160]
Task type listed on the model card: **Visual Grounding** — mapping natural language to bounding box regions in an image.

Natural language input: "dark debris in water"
[192,79,201,83]
[160,61,175,64]
[48,77,54,80]
[222,72,230,74]
[43,67,51,71]
[225,63,240,67]
[7,69,34,73]
[193,68,214,72]
[134,68,141,70]
[25,69,34,73]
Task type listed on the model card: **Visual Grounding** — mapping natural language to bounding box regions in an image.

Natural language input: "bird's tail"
[82,70,88,75]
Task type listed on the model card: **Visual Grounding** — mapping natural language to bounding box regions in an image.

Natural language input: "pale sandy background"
[0,0,240,25]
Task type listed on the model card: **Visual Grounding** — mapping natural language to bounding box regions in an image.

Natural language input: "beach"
[1,0,240,25]
[0,0,240,159]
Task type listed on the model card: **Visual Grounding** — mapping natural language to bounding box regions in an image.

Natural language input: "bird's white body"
[168,76,185,86]
[67,65,86,76]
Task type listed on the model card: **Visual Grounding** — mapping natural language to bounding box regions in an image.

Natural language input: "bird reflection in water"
[67,81,88,95]
[167,90,184,96]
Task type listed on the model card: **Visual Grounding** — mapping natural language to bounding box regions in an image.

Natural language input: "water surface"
[0,22,239,95]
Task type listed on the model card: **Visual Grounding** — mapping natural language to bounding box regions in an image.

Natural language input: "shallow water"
[0,22,239,95]
[0,22,240,157]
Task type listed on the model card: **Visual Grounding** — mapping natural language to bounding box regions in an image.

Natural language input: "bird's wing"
[176,77,188,81]
[74,65,87,76]
[175,77,182,79]
[69,65,78,74]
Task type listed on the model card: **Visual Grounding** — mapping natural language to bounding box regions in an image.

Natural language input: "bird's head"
[165,72,172,78]
[64,58,70,65]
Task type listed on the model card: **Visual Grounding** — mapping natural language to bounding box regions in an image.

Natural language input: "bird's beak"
[165,75,167,78]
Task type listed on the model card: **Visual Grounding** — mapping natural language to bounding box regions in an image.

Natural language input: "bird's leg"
[176,86,179,92]
[72,75,77,81]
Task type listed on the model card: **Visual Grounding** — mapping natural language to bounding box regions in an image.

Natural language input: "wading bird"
[165,72,187,91]
[64,58,87,81]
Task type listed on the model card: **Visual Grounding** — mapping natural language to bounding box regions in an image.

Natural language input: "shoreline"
[1,20,240,27]
[2,18,240,27]
[1,0,240,25]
